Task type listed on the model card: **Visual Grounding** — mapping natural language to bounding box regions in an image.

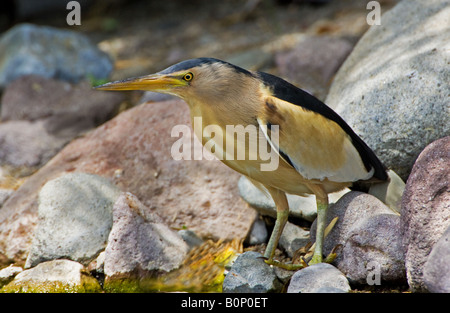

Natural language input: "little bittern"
[96,58,388,267]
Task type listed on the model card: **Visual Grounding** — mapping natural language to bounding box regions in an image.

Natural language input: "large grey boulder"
[326,0,450,181]
[0,23,113,88]
[25,173,121,268]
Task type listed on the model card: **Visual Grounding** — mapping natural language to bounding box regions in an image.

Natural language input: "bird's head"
[95,58,256,105]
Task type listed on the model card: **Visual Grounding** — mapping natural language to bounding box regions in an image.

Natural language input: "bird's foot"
[308,254,322,265]
[263,245,339,270]
[324,250,338,263]
[307,246,339,266]
[264,258,306,270]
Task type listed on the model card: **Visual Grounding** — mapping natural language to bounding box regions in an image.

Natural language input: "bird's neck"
[186,98,257,129]
[184,81,262,128]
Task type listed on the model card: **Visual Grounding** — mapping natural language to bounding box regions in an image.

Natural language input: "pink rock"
[401,136,450,292]
[104,192,188,280]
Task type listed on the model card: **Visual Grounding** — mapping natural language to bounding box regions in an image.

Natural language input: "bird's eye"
[183,73,194,81]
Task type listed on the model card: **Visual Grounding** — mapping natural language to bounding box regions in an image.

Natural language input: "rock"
[88,251,106,275]
[222,251,282,293]
[287,263,350,293]
[0,188,14,208]
[104,193,189,290]
[1,75,124,130]
[311,192,405,284]
[314,286,348,293]
[0,99,257,267]
[25,173,121,268]
[275,35,353,100]
[326,0,450,181]
[178,229,204,249]
[226,48,273,72]
[279,222,309,258]
[140,91,175,103]
[339,214,405,285]
[0,76,124,170]
[401,136,450,292]
[2,259,101,293]
[423,226,450,293]
[246,218,268,245]
[0,265,23,288]
[238,175,349,222]
[0,120,67,169]
[368,169,405,214]
[273,266,294,285]
[0,23,113,88]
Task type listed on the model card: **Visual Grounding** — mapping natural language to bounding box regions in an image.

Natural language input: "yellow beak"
[95,74,186,92]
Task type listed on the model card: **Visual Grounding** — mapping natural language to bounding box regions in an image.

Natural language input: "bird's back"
[257,71,388,183]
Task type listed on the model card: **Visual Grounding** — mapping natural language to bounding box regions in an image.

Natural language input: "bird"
[95,57,388,267]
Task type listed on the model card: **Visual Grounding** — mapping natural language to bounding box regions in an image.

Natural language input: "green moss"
[1,274,102,293]
[103,277,145,293]
[86,74,109,87]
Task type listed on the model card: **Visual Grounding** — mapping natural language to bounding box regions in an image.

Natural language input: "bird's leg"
[263,188,305,270]
[309,186,329,265]
[264,210,288,260]
[263,188,289,261]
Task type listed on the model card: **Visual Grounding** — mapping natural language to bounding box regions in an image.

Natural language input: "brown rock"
[0,120,67,168]
[275,35,353,100]
[0,75,125,170]
[1,74,124,135]
[401,136,450,292]
[0,99,256,267]
[423,226,450,293]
